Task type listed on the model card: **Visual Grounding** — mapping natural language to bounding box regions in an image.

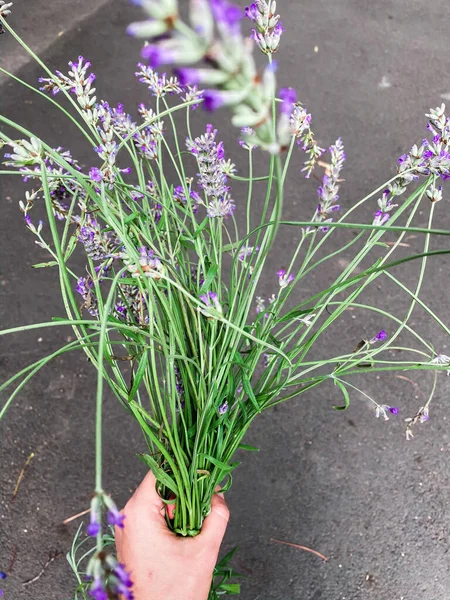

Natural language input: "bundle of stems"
[2,1,450,597]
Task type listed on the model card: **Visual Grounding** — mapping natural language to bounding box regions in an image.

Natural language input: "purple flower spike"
[141,45,162,67]
[114,563,133,589]
[89,167,103,183]
[0,572,6,580]
[87,495,101,537]
[87,521,101,537]
[176,67,200,85]
[199,291,222,313]
[368,330,387,344]
[107,507,125,528]
[88,577,108,600]
[279,87,296,115]
[277,269,294,288]
[203,90,226,112]
[389,407,399,415]
[211,0,242,29]
[116,583,135,600]
[219,401,229,415]
[245,3,258,20]
[199,293,210,306]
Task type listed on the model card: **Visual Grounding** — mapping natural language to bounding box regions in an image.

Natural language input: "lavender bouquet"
[2,0,450,597]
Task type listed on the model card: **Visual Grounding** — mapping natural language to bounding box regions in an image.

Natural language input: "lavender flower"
[127,246,164,279]
[374,404,398,420]
[39,56,97,116]
[174,364,185,409]
[239,126,258,150]
[419,406,429,422]
[173,185,200,213]
[117,281,149,325]
[405,405,430,440]
[314,138,345,229]
[238,245,259,261]
[277,268,294,289]
[255,296,267,316]
[186,125,235,218]
[218,401,229,415]
[114,302,128,320]
[0,1,12,17]
[140,37,203,68]
[199,291,222,313]
[76,276,98,318]
[181,85,204,109]
[126,12,173,40]
[128,0,280,151]
[135,63,182,96]
[369,330,387,344]
[137,105,164,139]
[176,67,227,87]
[430,354,450,365]
[87,496,101,537]
[24,214,43,234]
[380,104,450,211]
[0,0,12,34]
[89,167,104,183]
[211,0,242,34]
[4,137,43,168]
[372,210,390,227]
[87,552,134,600]
[104,102,137,138]
[104,495,125,528]
[289,104,325,177]
[78,216,119,261]
[255,294,275,318]
[245,0,283,54]
[88,577,108,600]
[133,128,158,160]
[279,87,296,116]
[426,183,443,203]
[91,102,133,184]
[113,563,133,590]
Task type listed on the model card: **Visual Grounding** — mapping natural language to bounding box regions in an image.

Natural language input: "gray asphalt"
[1,1,450,599]
[0,0,110,85]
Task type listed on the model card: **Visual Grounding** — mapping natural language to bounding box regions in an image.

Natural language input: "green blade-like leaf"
[333,379,350,410]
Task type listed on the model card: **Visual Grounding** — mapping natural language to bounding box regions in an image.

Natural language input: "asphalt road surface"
[1,1,450,599]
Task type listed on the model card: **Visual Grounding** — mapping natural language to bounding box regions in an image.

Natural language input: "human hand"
[115,472,230,600]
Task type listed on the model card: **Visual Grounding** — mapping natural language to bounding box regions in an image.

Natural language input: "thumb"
[200,492,229,548]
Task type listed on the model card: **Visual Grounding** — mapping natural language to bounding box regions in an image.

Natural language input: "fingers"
[128,470,162,510]
[123,470,167,528]
[200,491,230,547]
[123,470,229,544]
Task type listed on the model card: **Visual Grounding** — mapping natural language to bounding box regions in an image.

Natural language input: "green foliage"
[2,5,450,599]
